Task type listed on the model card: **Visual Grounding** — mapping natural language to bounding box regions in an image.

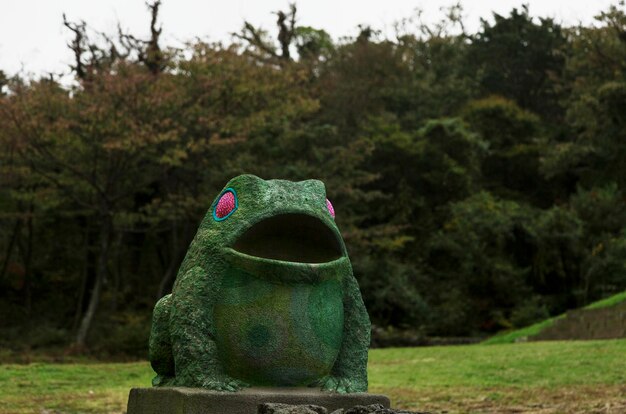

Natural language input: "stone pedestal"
[127,387,390,414]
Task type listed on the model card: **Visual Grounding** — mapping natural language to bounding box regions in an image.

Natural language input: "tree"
[234,3,298,63]
[0,67,188,346]
[463,96,553,206]
[546,4,626,190]
[426,192,537,334]
[466,6,568,120]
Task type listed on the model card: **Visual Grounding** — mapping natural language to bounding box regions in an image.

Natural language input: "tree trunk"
[75,215,112,347]
[156,246,184,300]
[73,222,95,332]
[0,219,22,281]
[156,221,190,300]
[20,205,34,315]
[109,232,124,313]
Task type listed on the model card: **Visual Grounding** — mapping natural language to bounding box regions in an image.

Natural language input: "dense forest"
[2,1,626,355]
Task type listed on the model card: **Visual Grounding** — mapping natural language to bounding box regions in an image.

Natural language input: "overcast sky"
[0,0,618,79]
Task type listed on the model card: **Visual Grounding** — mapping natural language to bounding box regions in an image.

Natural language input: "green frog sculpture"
[148,174,370,393]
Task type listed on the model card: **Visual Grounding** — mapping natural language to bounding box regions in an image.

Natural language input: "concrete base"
[127,387,390,414]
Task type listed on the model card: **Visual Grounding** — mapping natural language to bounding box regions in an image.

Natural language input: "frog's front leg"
[318,272,370,393]
[169,265,248,391]
[149,293,175,386]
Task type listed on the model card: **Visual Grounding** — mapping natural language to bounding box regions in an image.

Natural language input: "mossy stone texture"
[149,175,371,393]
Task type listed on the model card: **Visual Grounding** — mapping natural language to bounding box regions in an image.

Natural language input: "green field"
[1,339,625,414]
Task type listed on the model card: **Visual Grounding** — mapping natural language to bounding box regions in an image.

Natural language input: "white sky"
[0,0,618,79]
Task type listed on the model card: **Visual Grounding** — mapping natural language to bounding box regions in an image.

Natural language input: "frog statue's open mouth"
[231,213,343,264]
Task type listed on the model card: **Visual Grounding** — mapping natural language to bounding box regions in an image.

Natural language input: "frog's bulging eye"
[213,188,238,221]
[326,198,335,219]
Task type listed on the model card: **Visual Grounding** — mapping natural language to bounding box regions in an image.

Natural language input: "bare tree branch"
[63,14,87,79]
[276,3,297,60]
[233,22,280,59]
[233,3,298,62]
[145,0,164,74]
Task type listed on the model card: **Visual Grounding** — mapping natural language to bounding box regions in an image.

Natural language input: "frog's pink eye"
[326,198,335,218]
[213,188,238,221]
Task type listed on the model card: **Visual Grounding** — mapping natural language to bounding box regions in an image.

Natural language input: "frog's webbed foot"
[172,373,249,392]
[201,376,249,392]
[152,374,175,387]
[310,375,364,394]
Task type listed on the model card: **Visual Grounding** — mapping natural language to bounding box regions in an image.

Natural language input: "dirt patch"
[373,385,626,414]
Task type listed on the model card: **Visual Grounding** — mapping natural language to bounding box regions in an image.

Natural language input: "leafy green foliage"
[294,26,334,61]
[463,96,551,205]
[426,192,536,334]
[466,6,568,119]
[2,2,626,349]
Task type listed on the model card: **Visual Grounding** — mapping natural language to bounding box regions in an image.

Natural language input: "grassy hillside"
[483,290,626,345]
[584,290,626,310]
[1,339,625,414]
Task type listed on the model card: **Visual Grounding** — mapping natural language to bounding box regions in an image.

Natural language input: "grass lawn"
[1,339,625,414]
[369,339,626,413]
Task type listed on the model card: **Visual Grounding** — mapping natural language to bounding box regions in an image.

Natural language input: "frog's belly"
[213,270,344,386]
